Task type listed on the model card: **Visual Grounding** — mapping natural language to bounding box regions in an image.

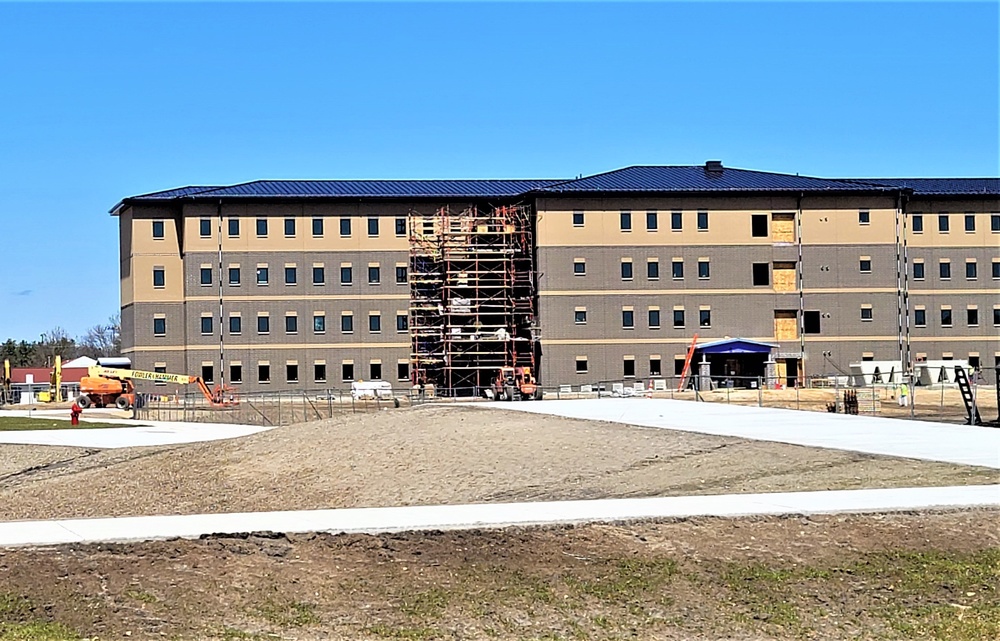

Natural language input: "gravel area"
[0,405,994,521]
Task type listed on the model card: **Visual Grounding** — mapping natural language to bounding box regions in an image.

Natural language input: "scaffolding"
[409,203,539,395]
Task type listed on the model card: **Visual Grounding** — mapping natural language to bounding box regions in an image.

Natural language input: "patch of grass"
[565,557,678,603]
[218,627,271,641]
[399,588,449,619]
[0,593,33,617]
[124,588,158,604]
[0,621,80,641]
[0,416,133,431]
[366,624,441,639]
[252,600,320,627]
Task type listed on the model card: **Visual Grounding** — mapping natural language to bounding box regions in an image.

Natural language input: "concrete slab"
[1,485,996,548]
[477,398,1000,469]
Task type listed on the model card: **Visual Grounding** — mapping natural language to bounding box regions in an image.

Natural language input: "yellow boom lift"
[77,365,238,410]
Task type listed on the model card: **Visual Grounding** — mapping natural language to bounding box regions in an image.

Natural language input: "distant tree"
[36,327,78,367]
[1,339,38,368]
[78,314,121,359]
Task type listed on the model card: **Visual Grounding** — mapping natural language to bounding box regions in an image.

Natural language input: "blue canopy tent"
[693,338,778,388]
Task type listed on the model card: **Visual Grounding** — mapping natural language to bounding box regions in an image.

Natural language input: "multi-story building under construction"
[112,162,1000,393]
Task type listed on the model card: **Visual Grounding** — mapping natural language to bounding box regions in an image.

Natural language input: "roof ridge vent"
[705,160,724,175]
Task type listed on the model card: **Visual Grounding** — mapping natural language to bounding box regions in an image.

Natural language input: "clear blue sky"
[0,1,996,342]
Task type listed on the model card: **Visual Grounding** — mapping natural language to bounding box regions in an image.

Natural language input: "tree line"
[1,315,121,367]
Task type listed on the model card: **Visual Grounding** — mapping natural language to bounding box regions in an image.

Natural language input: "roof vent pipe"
[705,160,724,174]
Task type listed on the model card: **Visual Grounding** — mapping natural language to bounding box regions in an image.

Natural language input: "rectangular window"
[153,317,166,336]
[861,306,873,321]
[965,214,976,232]
[229,315,242,334]
[397,362,409,382]
[912,214,923,233]
[314,314,326,333]
[914,309,926,327]
[697,210,708,230]
[993,260,1000,279]
[994,308,1000,326]
[938,213,949,232]
[256,266,269,286]
[341,314,353,333]
[804,311,821,334]
[671,260,684,279]
[647,260,659,280]
[966,261,977,280]
[621,260,633,280]
[199,218,211,237]
[370,362,382,380]
[573,259,586,275]
[623,357,636,378]
[367,217,379,236]
[258,364,270,384]
[202,365,214,384]
[698,260,710,279]
[395,217,406,236]
[575,357,588,374]
[396,313,408,332]
[622,309,634,329]
[574,309,587,324]
[285,266,297,285]
[152,267,165,288]
[751,214,768,237]
[941,308,953,327]
[200,316,213,335]
[286,363,299,383]
[646,210,658,231]
[859,258,872,273]
[368,265,381,285]
[699,309,711,327]
[939,261,951,280]
[752,263,770,286]
[673,309,685,328]
[968,308,979,327]
[152,220,164,239]
[284,218,295,237]
[859,210,870,225]
[992,214,1000,232]
[228,267,241,285]
[257,314,270,334]
[369,314,381,333]
[200,267,212,286]
[340,217,351,236]
[340,266,353,285]
[573,210,584,226]
[230,364,242,384]
[620,210,632,231]
[314,363,327,383]
[649,357,662,377]
[228,219,239,237]
[255,219,267,237]
[396,265,408,284]
[342,362,355,381]
[285,315,298,334]
[648,309,660,329]
[913,261,925,280]
[312,266,325,285]
[312,218,324,237]
[671,211,682,231]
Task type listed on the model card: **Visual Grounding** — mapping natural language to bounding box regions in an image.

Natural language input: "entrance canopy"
[695,338,777,355]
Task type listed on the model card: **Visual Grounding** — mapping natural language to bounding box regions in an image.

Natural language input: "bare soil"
[1,511,998,640]
[0,406,994,521]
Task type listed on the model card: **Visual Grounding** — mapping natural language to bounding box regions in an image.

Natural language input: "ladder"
[954,365,982,426]
[676,334,699,391]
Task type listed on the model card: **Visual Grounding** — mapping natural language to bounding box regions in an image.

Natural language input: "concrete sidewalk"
[480,398,1000,469]
[0,484,996,548]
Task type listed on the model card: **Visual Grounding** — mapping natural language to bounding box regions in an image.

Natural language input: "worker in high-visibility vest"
[898,382,910,407]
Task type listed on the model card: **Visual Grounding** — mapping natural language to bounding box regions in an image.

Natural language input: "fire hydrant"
[70,402,82,426]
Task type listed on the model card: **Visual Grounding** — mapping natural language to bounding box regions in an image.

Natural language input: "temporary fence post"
[757,377,763,407]
[796,383,800,411]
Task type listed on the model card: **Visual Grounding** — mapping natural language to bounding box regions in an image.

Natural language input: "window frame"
[697,210,709,231]
[256,218,268,237]
[200,267,212,286]
[152,317,166,337]
[152,220,165,239]
[284,218,296,237]
[285,314,298,334]
[646,210,658,231]
[620,210,632,232]
[367,217,379,236]
[621,309,635,329]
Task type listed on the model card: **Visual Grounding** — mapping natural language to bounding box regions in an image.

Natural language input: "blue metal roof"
[128,185,223,199]
[696,338,778,354]
[846,178,1000,196]
[185,179,564,199]
[538,165,894,194]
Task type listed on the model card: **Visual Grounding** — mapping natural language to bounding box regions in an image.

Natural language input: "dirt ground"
[0,405,995,521]
[1,510,997,640]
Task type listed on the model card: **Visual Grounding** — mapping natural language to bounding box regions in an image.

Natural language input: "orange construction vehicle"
[491,366,541,401]
[76,365,237,410]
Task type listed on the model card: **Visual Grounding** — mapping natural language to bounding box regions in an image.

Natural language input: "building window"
[304,265,321,285]
[285,315,298,334]
[256,219,268,237]
[697,210,709,231]
[621,260,633,280]
[966,261,977,280]
[230,364,242,384]
[314,314,326,333]
[573,260,586,275]
[965,214,976,232]
[623,357,636,378]
[673,309,685,328]
[340,217,351,236]
[649,357,662,377]
[396,265,408,284]
[256,266,269,286]
[285,266,297,285]
[200,316,213,335]
[751,214,768,237]
[396,314,408,332]
[913,261,925,280]
[397,362,409,382]
[228,267,241,286]
[914,309,926,327]
[152,268,165,288]
[368,217,379,236]
[992,214,1000,232]
[698,260,710,279]
[993,260,1000,279]
[671,211,682,231]
[370,362,382,380]
[258,364,270,383]
[575,357,588,374]
[671,260,684,279]
[647,260,659,280]
[699,309,711,327]
[912,214,923,233]
[395,218,406,236]
[257,315,270,334]
[859,258,872,273]
[286,363,299,383]
[152,220,164,239]
[200,267,212,286]
[573,210,584,226]
[341,314,353,333]
[804,311,821,334]
[200,218,211,237]
[967,308,979,327]
[620,210,632,231]
[574,309,587,324]
[342,362,355,382]
[314,363,327,383]
[648,309,660,329]
[228,219,239,237]
[312,218,324,237]
[284,218,296,237]
[994,308,1000,326]
[752,263,770,286]
[229,315,242,335]
[341,266,353,285]
[369,314,381,333]
[646,210,658,231]
[861,307,873,322]
[941,308,953,327]
[153,318,166,336]
[622,309,634,329]
[858,210,870,225]
[368,265,381,285]
[938,213,949,232]
[202,365,214,384]
[939,261,951,280]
